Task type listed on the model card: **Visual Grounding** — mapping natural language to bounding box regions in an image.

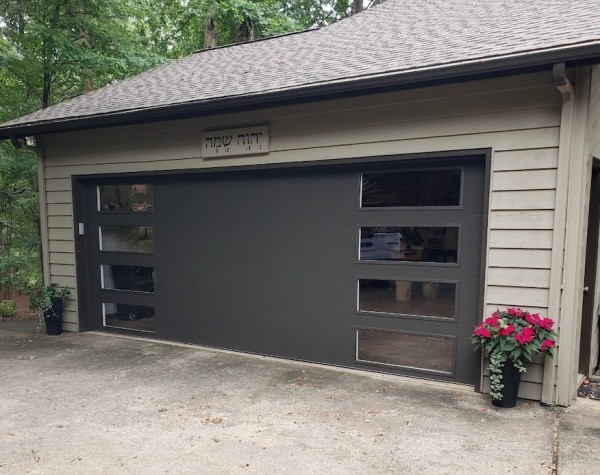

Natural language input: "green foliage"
[28,283,70,313]
[488,352,525,401]
[132,0,304,58]
[0,143,40,298]
[0,300,17,318]
[0,0,166,113]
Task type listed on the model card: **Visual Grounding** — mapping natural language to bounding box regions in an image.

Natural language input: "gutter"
[1,42,600,140]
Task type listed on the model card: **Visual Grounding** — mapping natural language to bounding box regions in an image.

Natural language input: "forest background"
[0,0,382,306]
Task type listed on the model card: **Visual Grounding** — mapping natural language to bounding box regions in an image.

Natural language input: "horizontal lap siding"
[483,134,559,399]
[43,176,77,327]
[40,73,561,396]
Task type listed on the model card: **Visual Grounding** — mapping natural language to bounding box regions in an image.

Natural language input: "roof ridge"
[191,27,320,54]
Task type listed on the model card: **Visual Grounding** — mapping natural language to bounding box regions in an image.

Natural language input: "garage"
[78,154,485,384]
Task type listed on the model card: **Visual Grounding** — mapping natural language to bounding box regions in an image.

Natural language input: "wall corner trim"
[550,66,594,406]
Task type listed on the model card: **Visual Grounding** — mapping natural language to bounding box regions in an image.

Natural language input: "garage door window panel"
[356,328,455,375]
[98,184,153,212]
[101,265,155,293]
[99,225,154,253]
[360,169,462,208]
[103,302,156,332]
[358,279,457,320]
[359,226,459,263]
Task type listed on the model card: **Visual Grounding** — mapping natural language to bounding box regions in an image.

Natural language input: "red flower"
[525,313,540,325]
[474,325,492,338]
[538,317,555,330]
[484,315,500,327]
[514,327,535,345]
[507,307,526,317]
[540,339,555,351]
[499,324,515,337]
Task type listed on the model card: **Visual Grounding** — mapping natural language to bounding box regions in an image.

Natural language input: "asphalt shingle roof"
[2,0,600,137]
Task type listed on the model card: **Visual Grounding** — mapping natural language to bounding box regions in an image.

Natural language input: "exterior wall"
[589,65,600,374]
[37,72,563,400]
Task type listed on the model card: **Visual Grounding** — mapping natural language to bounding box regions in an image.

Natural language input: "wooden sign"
[202,125,269,158]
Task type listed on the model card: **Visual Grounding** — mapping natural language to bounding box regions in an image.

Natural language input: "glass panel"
[357,328,454,373]
[101,265,155,293]
[361,169,461,207]
[359,226,458,263]
[359,279,456,318]
[99,225,154,253]
[98,184,153,212]
[103,302,156,332]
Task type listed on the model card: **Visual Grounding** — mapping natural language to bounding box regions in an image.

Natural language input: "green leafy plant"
[472,308,557,401]
[28,284,70,315]
[0,299,16,318]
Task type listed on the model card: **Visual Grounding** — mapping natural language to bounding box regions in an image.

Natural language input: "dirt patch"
[0,292,39,321]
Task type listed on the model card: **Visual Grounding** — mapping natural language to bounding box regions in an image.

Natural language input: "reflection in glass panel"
[98,184,153,212]
[361,169,461,207]
[103,302,156,332]
[359,226,458,263]
[99,225,154,253]
[359,279,456,318]
[357,328,454,373]
[101,265,155,293]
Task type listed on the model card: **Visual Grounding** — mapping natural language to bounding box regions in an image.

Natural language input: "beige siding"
[39,72,562,396]
[485,137,558,396]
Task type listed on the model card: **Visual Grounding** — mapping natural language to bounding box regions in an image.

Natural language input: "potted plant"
[28,284,70,335]
[471,307,557,408]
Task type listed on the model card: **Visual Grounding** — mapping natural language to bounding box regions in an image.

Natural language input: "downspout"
[543,64,575,405]
[9,136,51,285]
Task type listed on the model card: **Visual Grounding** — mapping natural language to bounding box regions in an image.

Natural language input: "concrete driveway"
[1,318,599,474]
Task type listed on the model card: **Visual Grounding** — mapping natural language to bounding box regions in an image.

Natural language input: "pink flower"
[484,316,500,327]
[514,327,535,345]
[499,324,515,337]
[540,339,555,351]
[507,307,517,315]
[474,325,492,338]
[525,313,540,325]
[538,317,555,330]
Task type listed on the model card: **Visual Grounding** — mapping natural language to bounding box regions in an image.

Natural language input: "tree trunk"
[351,0,364,15]
[204,18,218,49]
[237,18,255,43]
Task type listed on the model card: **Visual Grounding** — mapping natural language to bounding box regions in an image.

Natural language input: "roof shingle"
[2,0,600,135]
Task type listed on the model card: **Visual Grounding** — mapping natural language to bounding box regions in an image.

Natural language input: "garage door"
[81,156,485,384]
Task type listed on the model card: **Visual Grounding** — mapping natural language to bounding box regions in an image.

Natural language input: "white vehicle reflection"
[360,232,408,260]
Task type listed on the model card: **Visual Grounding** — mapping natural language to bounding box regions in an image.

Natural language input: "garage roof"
[1,0,600,139]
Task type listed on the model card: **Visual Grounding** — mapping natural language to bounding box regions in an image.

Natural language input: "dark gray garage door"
[81,156,485,384]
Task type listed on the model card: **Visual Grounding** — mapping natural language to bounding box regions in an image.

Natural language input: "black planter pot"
[43,297,63,336]
[492,359,521,408]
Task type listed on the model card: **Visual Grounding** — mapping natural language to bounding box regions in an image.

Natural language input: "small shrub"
[0,300,17,318]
